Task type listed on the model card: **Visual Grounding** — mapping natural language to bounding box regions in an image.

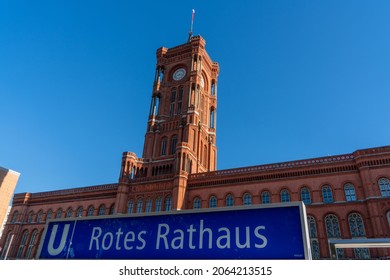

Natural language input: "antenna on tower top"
[188,9,195,42]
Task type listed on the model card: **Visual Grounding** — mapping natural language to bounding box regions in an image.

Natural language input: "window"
[165,196,172,211]
[226,194,234,207]
[137,198,143,213]
[348,213,370,259]
[98,205,105,216]
[161,138,167,156]
[325,214,341,238]
[66,208,73,218]
[47,209,53,220]
[1,232,13,259]
[37,211,43,223]
[322,185,334,203]
[170,136,177,155]
[193,197,201,209]
[280,189,290,202]
[344,183,357,201]
[378,178,390,197]
[170,88,176,116]
[155,197,162,212]
[56,209,62,219]
[87,206,94,216]
[76,207,83,217]
[145,198,152,213]
[177,87,183,115]
[210,108,216,129]
[261,191,270,204]
[307,216,318,238]
[27,211,34,223]
[127,200,134,214]
[348,213,365,237]
[211,80,216,96]
[243,193,252,205]
[301,188,311,204]
[209,196,217,208]
[11,211,19,223]
[311,240,320,260]
[25,230,38,259]
[17,230,29,259]
[307,216,320,259]
[325,214,344,259]
[109,204,115,215]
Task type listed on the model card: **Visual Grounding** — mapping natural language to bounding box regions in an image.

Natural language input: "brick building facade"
[1,35,390,260]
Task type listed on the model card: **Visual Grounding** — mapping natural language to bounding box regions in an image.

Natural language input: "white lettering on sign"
[89,227,146,251]
[155,219,267,250]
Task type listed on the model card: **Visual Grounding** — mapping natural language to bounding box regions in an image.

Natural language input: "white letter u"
[47,224,70,256]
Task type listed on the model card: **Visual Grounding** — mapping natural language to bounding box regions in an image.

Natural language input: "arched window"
[378,178,390,197]
[170,88,176,116]
[301,188,311,204]
[0,232,13,259]
[98,205,105,216]
[170,135,178,155]
[348,213,370,259]
[344,183,356,201]
[226,194,234,207]
[325,214,344,259]
[211,80,216,96]
[307,216,318,238]
[161,137,167,156]
[210,108,216,129]
[155,197,162,212]
[76,207,83,217]
[46,209,53,220]
[325,214,341,238]
[348,213,365,237]
[66,208,73,218]
[37,211,43,223]
[261,191,270,204]
[243,193,252,205]
[307,216,320,259]
[165,196,172,211]
[27,211,34,223]
[137,198,143,213]
[25,229,38,259]
[145,198,152,213]
[280,189,290,202]
[177,86,183,115]
[17,230,29,259]
[11,211,19,223]
[193,197,201,209]
[56,209,62,219]
[87,206,94,216]
[127,200,134,214]
[322,185,334,203]
[109,204,115,215]
[209,196,217,208]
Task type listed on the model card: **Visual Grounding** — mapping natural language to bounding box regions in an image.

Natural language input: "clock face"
[173,68,186,81]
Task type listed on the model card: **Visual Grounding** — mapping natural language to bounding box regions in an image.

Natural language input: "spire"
[187,9,195,42]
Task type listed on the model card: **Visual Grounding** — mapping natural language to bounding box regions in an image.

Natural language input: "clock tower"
[116,35,219,211]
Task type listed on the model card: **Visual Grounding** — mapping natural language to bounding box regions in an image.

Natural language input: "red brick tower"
[115,35,219,212]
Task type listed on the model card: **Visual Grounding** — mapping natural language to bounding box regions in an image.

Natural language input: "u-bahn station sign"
[37,202,311,259]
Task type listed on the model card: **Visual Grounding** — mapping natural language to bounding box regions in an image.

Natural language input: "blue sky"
[1,0,390,194]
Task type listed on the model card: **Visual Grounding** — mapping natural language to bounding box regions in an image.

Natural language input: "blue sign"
[37,202,310,259]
